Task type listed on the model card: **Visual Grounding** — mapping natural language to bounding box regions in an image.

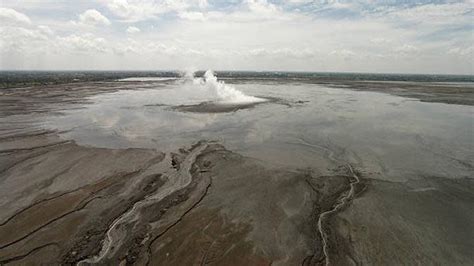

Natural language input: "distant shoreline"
[1,70,473,89]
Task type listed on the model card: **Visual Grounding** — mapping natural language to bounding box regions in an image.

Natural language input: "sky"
[0,0,473,74]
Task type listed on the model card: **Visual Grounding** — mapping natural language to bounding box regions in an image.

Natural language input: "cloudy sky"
[0,0,473,74]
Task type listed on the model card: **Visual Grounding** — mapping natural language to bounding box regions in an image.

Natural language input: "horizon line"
[0,69,473,77]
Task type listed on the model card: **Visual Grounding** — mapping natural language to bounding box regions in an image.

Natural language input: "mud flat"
[323,80,474,106]
[172,101,265,113]
[171,97,306,113]
[0,82,362,265]
[1,80,473,265]
[0,120,360,265]
[333,177,474,265]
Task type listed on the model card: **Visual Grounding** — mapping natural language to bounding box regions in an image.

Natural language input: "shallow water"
[44,79,473,183]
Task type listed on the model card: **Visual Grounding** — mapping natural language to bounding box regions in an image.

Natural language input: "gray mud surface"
[172,101,264,113]
[324,80,474,106]
[170,97,292,113]
[0,80,473,265]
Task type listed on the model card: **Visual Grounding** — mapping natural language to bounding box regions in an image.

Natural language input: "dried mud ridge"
[170,96,306,113]
[0,135,211,265]
[312,165,362,265]
[324,80,474,106]
[0,81,369,265]
[0,130,366,265]
[2,80,474,265]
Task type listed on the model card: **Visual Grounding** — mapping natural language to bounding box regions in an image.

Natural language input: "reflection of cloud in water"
[245,121,273,144]
[411,187,437,192]
[118,77,177,82]
[91,110,120,129]
[60,101,219,147]
[44,81,473,181]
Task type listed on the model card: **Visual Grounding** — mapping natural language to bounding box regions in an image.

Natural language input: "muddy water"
[44,80,473,183]
[3,77,473,264]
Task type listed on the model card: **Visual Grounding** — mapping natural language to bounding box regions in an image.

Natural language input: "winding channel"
[291,137,361,265]
[77,142,208,265]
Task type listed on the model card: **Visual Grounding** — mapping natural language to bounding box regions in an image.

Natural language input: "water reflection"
[44,81,474,182]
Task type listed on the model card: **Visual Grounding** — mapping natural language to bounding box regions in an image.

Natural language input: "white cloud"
[382,2,473,31]
[104,0,192,21]
[287,0,313,3]
[248,47,319,58]
[197,0,208,9]
[240,0,294,21]
[143,42,204,56]
[114,45,138,55]
[103,0,291,22]
[178,11,206,21]
[246,0,278,14]
[329,49,356,60]
[38,25,54,36]
[0,1,473,74]
[0,26,51,54]
[0,7,31,25]
[126,26,141,33]
[448,46,474,57]
[106,0,154,21]
[389,3,472,22]
[58,33,108,53]
[394,44,419,55]
[78,9,111,26]
[370,38,391,45]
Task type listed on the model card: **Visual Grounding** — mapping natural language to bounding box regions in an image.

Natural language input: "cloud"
[103,0,292,22]
[287,0,313,3]
[0,1,473,74]
[387,2,472,23]
[114,45,138,55]
[78,9,111,26]
[38,25,54,36]
[126,26,141,33]
[178,11,206,21]
[58,33,108,53]
[104,0,195,21]
[248,47,319,58]
[0,7,31,25]
[144,42,204,56]
[239,0,294,21]
[176,0,295,23]
[106,0,156,21]
[370,38,391,45]
[378,1,474,36]
[0,26,51,53]
[329,49,356,60]
[246,0,278,14]
[394,44,419,55]
[197,0,208,9]
[448,46,474,57]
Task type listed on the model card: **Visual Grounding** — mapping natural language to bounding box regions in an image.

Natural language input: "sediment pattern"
[0,120,364,265]
[1,80,473,265]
